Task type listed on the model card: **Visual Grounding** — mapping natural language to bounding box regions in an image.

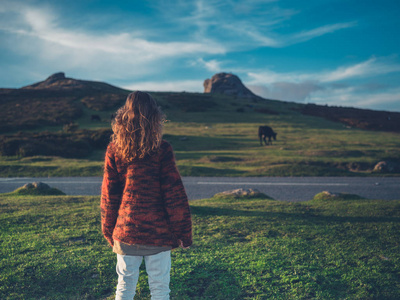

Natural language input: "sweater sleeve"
[100,144,124,247]
[160,142,192,247]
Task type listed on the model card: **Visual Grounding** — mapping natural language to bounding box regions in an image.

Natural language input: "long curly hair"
[111,91,165,162]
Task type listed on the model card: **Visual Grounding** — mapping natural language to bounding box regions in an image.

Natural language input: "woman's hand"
[179,240,190,250]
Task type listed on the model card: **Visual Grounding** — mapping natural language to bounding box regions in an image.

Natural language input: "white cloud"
[226,21,357,48]
[320,57,400,82]
[166,0,355,49]
[123,80,203,92]
[14,7,226,57]
[0,0,360,86]
[247,57,400,85]
[248,81,322,101]
[307,87,400,112]
[291,22,357,44]
[0,1,226,82]
[192,58,222,72]
[245,57,400,111]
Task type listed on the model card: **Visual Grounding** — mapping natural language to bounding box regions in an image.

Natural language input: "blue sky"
[1,0,399,111]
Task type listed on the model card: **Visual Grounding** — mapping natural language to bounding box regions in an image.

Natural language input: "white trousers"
[115,251,171,300]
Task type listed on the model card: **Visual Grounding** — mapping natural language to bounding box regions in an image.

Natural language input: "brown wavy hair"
[111,91,165,162]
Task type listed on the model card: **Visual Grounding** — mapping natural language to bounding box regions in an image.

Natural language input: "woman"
[101,91,192,300]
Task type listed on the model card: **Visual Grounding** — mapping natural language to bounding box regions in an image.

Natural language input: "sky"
[1,0,399,112]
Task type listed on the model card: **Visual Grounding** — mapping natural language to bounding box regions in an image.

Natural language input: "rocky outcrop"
[204,73,258,98]
[213,188,272,199]
[22,72,123,92]
[46,72,66,83]
[23,72,85,89]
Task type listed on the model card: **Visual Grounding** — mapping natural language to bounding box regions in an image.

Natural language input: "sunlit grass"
[1,94,399,177]
[1,193,399,299]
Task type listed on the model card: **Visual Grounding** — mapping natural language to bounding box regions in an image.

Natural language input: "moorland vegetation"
[0,73,399,177]
[1,74,399,300]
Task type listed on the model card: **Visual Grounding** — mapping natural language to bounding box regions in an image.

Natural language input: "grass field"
[1,93,400,177]
[1,192,399,299]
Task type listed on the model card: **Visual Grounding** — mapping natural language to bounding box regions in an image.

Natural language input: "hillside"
[0,72,130,133]
[0,73,399,177]
[299,103,400,132]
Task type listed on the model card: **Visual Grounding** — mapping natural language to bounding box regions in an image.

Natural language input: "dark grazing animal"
[91,114,101,121]
[258,126,277,146]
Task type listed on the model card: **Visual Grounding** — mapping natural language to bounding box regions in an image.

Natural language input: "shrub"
[0,129,111,158]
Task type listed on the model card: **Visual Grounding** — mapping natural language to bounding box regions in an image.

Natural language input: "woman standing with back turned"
[101,91,192,300]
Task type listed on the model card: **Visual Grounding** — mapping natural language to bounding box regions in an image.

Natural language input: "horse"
[258,126,277,146]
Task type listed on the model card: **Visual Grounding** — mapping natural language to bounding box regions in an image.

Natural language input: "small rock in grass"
[13,182,65,195]
[313,191,365,201]
[214,188,273,199]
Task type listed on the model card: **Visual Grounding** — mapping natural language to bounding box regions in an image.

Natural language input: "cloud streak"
[5,5,226,57]
[247,57,400,85]
[320,57,400,82]
[246,56,400,111]
[124,79,203,92]
[0,1,226,81]
[170,0,357,49]
[308,87,400,111]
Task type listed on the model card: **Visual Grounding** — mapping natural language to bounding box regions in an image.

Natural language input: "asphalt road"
[1,177,399,201]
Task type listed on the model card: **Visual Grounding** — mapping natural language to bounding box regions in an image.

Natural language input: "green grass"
[1,93,399,177]
[1,193,399,299]
[0,155,104,177]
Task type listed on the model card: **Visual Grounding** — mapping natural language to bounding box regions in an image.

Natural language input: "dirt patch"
[299,150,365,157]
[303,160,374,172]
[199,155,243,163]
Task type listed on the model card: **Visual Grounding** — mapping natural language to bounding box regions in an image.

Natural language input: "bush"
[63,123,79,132]
[0,129,111,158]
[81,93,127,111]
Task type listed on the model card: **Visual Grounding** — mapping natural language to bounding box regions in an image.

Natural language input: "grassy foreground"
[1,193,399,299]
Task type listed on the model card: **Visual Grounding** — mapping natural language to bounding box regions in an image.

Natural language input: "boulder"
[203,73,258,99]
[214,188,272,199]
[22,72,83,89]
[13,182,65,195]
[23,182,51,190]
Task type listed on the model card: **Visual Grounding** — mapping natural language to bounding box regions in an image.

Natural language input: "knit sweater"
[101,140,192,249]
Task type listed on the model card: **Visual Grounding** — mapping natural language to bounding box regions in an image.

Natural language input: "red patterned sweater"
[101,140,192,249]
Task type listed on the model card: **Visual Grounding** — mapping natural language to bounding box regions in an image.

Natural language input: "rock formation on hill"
[204,72,258,98]
[22,72,123,93]
[0,72,129,132]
